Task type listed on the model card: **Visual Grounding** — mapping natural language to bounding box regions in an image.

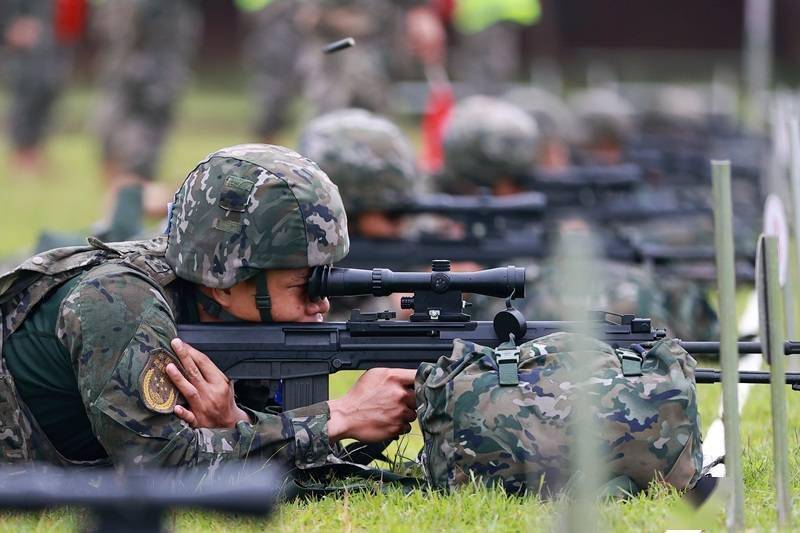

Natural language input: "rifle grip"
[281,376,329,411]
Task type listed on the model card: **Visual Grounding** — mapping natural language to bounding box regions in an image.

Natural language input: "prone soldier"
[437,95,676,328]
[0,144,417,468]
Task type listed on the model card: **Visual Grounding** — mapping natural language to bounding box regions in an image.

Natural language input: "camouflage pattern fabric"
[298,109,419,214]
[569,88,637,151]
[416,332,703,494]
[242,0,304,139]
[0,238,339,469]
[92,0,201,179]
[450,21,523,94]
[440,96,539,191]
[4,0,73,150]
[166,144,350,288]
[524,260,673,333]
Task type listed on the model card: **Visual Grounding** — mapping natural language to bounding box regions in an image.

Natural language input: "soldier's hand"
[327,368,417,443]
[165,338,250,429]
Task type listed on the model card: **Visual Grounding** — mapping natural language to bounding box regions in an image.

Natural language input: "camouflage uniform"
[416,332,703,494]
[525,260,673,332]
[92,0,201,180]
[297,0,423,115]
[450,21,522,94]
[3,0,73,151]
[0,144,349,468]
[242,0,304,140]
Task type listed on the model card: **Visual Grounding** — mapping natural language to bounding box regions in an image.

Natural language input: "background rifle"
[0,463,283,533]
[177,264,800,410]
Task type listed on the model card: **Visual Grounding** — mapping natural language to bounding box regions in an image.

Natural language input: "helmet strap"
[195,289,241,322]
[254,272,273,322]
[194,273,273,323]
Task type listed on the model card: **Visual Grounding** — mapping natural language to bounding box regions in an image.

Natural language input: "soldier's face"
[215,268,330,322]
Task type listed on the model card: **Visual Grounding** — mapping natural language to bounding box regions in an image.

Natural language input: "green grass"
[1,84,799,531]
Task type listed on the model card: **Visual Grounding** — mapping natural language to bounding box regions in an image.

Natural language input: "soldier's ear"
[210,286,233,308]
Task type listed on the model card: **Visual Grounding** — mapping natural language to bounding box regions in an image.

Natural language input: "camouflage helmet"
[503,87,580,144]
[441,96,539,190]
[569,88,636,147]
[298,109,418,214]
[165,144,349,289]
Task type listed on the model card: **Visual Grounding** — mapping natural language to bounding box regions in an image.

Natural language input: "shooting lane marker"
[712,160,745,530]
[788,117,800,368]
[554,230,607,532]
[322,37,355,54]
[757,235,792,527]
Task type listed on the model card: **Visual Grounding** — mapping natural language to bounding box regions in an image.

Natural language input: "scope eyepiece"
[308,262,526,301]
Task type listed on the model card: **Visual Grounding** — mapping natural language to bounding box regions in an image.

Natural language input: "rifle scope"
[309,262,525,300]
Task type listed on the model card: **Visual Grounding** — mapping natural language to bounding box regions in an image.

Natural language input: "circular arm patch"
[139,348,181,414]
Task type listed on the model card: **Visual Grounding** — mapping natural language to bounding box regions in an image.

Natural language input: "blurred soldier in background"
[238,0,304,143]
[449,0,541,92]
[92,0,201,219]
[296,0,445,115]
[2,0,84,173]
[298,108,423,319]
[438,95,677,330]
[569,87,637,166]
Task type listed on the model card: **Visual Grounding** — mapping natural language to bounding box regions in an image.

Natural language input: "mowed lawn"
[1,86,799,531]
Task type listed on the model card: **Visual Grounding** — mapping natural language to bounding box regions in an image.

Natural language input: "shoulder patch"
[139,348,181,413]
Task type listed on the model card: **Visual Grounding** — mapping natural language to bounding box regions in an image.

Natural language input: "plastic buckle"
[496,346,521,386]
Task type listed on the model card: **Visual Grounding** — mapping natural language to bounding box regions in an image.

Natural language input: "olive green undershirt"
[4,275,107,462]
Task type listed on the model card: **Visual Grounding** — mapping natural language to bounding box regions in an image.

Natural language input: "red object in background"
[430,0,455,22]
[54,0,87,44]
[420,84,454,174]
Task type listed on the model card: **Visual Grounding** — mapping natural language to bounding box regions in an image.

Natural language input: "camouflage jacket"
[416,332,703,494]
[0,237,333,470]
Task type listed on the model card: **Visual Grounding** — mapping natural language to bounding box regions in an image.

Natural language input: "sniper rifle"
[177,263,800,410]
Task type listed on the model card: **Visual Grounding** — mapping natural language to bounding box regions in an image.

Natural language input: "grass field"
[1,85,799,531]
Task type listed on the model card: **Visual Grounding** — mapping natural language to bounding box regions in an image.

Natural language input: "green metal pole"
[555,228,605,533]
[787,117,800,368]
[758,236,792,527]
[712,160,745,531]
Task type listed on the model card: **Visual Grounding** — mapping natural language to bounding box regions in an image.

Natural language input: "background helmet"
[503,86,580,144]
[166,143,349,288]
[441,96,539,190]
[298,108,419,214]
[569,88,637,147]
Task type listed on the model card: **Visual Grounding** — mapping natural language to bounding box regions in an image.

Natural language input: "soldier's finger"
[400,388,416,410]
[401,407,417,423]
[171,338,204,385]
[399,423,412,435]
[185,341,228,385]
[173,405,198,427]
[390,369,418,386]
[166,362,200,401]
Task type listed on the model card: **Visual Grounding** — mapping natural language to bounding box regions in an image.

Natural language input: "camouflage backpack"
[415,331,703,495]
